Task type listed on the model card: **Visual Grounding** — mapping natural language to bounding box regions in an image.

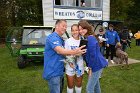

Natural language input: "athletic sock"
[67,87,73,93]
[75,86,82,93]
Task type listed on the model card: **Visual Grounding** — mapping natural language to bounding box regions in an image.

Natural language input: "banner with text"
[54,8,102,20]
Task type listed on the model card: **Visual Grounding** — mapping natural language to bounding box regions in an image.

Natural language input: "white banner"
[54,8,102,20]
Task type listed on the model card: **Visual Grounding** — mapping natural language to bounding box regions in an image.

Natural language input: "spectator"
[105,24,120,64]
[134,31,140,46]
[97,28,106,55]
[129,30,133,40]
[119,26,130,51]
[43,19,86,93]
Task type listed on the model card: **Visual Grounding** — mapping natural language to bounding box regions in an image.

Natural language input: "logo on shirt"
[71,46,78,50]
[113,34,115,36]
[53,41,59,45]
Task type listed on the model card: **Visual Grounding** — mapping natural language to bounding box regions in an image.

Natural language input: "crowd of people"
[42,19,139,93]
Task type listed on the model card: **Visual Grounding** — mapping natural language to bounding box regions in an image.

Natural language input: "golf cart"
[6,26,70,69]
[6,26,54,68]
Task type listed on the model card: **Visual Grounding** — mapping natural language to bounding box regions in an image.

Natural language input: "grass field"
[126,39,140,60]
[0,39,140,93]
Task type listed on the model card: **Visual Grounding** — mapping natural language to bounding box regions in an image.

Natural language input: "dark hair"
[71,24,78,31]
[109,24,114,27]
[78,20,99,42]
[78,20,94,37]
[55,19,67,25]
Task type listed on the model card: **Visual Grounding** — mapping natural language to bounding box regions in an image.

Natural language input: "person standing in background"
[105,24,120,64]
[128,30,133,48]
[129,30,133,40]
[97,28,106,56]
[134,31,140,46]
[119,26,130,51]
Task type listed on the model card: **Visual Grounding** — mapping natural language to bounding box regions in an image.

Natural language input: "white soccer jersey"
[64,37,84,72]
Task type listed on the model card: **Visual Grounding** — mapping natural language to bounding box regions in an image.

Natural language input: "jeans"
[100,47,105,56]
[86,69,102,93]
[122,44,127,52]
[48,76,64,93]
[106,45,115,60]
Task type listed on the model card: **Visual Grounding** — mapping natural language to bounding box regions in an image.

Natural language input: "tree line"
[111,0,140,32]
[0,0,140,39]
[0,0,42,41]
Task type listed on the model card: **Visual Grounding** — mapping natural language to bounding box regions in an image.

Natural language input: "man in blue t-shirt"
[105,24,120,64]
[43,19,86,93]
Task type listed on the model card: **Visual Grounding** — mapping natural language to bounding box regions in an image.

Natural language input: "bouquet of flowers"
[65,56,82,77]
[65,56,76,63]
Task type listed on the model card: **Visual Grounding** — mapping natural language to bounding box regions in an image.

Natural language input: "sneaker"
[110,60,115,64]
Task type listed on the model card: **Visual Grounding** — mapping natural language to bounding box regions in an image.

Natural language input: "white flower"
[65,56,76,63]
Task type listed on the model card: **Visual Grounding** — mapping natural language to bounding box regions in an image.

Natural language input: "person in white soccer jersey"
[65,24,84,93]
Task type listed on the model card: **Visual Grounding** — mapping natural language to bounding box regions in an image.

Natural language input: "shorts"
[65,67,84,76]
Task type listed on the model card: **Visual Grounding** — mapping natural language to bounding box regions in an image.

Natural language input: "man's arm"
[54,45,86,56]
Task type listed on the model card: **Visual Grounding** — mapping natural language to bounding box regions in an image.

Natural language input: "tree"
[0,0,43,40]
[0,0,43,27]
[127,0,140,32]
[110,0,134,21]
[15,0,43,26]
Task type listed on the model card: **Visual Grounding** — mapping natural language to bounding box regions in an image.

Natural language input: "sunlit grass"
[126,39,140,60]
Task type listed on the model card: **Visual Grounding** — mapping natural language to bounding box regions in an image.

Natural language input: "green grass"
[126,39,140,60]
[0,40,140,93]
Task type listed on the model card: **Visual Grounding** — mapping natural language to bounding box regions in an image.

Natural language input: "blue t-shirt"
[43,32,65,80]
[85,36,108,72]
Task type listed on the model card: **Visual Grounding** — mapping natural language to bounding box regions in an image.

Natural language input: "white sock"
[75,86,82,93]
[67,87,73,93]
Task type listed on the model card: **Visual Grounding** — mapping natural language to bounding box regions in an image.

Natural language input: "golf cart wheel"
[17,56,26,69]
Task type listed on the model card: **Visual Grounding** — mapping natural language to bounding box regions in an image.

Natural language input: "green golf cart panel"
[20,47,44,57]
[6,26,53,57]
[6,26,70,68]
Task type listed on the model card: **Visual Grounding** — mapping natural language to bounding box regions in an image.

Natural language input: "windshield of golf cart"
[22,28,52,45]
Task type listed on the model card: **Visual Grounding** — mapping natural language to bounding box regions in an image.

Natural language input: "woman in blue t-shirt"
[78,20,108,93]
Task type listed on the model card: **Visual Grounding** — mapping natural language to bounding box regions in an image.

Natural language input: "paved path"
[108,57,140,67]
